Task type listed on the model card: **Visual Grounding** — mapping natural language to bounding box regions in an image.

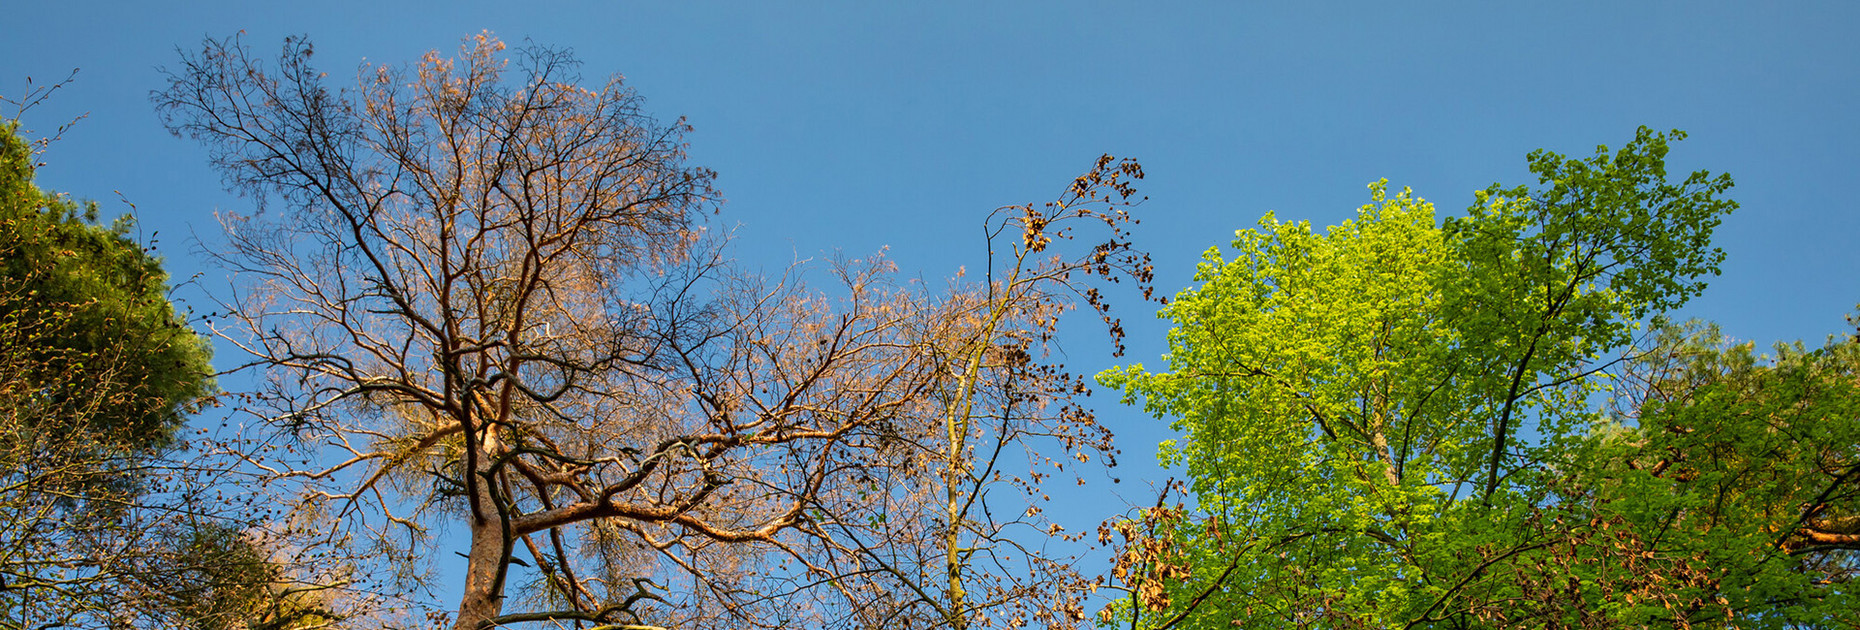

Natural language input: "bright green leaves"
[1448,127,1738,501]
[1100,129,1740,628]
[1447,127,1735,392]
[1139,180,1448,500]
[1102,180,1460,627]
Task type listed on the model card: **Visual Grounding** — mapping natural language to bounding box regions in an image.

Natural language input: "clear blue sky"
[5,0,1857,601]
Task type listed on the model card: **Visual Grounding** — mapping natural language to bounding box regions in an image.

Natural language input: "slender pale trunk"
[938,257,1022,629]
[944,328,999,630]
[944,404,968,630]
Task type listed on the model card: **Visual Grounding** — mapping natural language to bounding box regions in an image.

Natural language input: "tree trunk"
[454,429,509,630]
[454,515,509,630]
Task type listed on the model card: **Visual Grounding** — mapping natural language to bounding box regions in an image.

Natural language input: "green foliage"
[1572,321,1860,626]
[1100,128,1758,628]
[0,117,257,629]
[0,118,214,452]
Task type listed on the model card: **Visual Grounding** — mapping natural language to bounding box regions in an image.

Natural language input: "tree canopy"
[0,114,259,629]
[1,117,213,452]
[1092,128,1843,628]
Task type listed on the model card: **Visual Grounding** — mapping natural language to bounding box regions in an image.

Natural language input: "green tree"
[0,120,213,452]
[0,113,265,629]
[1099,128,1741,628]
[1548,319,1860,627]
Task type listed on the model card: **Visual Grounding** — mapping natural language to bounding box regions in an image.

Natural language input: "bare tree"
[157,32,1152,630]
[757,156,1152,630]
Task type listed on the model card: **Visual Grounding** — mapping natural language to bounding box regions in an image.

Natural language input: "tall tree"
[157,33,1151,630]
[1099,129,1738,628]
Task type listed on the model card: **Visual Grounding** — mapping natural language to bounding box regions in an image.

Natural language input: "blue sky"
[5,0,1857,604]
[9,3,1854,340]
